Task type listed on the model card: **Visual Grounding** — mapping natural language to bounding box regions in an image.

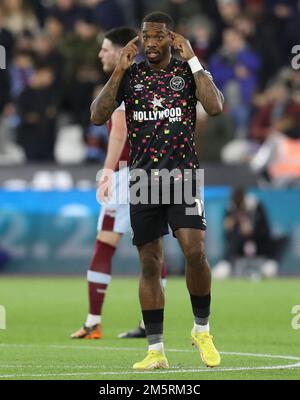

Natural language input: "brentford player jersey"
[116,57,199,174]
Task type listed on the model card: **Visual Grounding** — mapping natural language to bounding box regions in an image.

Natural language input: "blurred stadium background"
[1,0,300,277]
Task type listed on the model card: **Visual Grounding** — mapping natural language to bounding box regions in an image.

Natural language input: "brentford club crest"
[170,76,185,91]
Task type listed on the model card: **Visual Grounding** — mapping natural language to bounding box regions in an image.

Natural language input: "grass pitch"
[0,276,299,380]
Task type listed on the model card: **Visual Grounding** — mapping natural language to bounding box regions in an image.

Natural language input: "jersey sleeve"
[115,101,125,112]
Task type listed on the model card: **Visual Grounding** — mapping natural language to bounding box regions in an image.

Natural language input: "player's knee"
[97,231,121,247]
[140,255,162,280]
[185,246,207,270]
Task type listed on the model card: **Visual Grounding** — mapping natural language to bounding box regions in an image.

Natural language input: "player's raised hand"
[170,31,195,61]
[117,36,139,71]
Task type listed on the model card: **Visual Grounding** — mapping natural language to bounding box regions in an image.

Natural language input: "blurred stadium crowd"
[0,0,300,187]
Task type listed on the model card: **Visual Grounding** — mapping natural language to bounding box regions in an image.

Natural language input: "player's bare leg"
[118,261,167,338]
[138,238,164,311]
[98,231,122,248]
[175,228,220,367]
[133,238,169,369]
[175,228,211,297]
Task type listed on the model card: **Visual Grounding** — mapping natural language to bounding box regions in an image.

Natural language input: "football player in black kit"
[91,12,224,370]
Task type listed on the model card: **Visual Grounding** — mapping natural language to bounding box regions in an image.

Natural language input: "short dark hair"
[105,27,137,48]
[142,12,174,30]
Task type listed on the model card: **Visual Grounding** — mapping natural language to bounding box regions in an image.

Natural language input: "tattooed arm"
[90,69,125,125]
[170,31,224,116]
[193,70,224,116]
[90,36,139,125]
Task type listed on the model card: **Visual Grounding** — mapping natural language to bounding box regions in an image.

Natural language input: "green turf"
[0,276,300,380]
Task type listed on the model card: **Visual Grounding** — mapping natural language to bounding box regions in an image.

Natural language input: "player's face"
[141,22,172,64]
[99,38,120,73]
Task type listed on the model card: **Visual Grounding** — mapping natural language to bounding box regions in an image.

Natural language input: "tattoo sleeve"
[193,70,224,116]
[90,68,125,125]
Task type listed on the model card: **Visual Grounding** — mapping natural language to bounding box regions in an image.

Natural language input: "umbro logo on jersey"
[134,84,145,91]
[170,76,185,91]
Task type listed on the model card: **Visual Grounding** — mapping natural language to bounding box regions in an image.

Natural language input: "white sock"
[85,314,101,327]
[148,342,164,353]
[194,322,210,334]
[140,320,145,329]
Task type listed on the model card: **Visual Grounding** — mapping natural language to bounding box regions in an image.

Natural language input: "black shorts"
[129,183,207,246]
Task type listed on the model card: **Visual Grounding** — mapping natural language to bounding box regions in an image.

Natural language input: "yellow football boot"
[191,330,221,367]
[133,350,169,370]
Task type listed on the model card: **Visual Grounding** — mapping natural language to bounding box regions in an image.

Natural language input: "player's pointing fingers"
[130,36,140,44]
[125,36,139,53]
[127,36,140,46]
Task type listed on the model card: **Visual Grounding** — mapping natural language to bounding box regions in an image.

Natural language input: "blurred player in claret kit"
[91,12,224,369]
[71,27,168,340]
